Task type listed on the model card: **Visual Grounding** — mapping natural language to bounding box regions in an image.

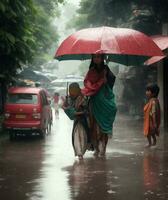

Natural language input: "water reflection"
[143,150,160,191]
[26,109,74,200]
[0,137,44,200]
[66,157,111,200]
[1,111,168,200]
[143,148,168,200]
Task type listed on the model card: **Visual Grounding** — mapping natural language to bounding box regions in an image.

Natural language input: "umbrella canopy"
[51,77,83,84]
[19,69,51,82]
[145,35,168,65]
[55,26,163,66]
[151,35,168,50]
[51,77,84,96]
[145,55,166,65]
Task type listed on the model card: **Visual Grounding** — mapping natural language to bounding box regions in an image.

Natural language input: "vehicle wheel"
[39,128,46,139]
[9,131,16,141]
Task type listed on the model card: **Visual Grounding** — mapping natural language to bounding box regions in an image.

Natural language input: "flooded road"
[0,110,168,200]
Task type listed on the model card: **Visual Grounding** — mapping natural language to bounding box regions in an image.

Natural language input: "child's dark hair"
[69,82,80,89]
[146,83,160,97]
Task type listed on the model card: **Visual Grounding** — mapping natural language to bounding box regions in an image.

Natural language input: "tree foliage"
[0,0,35,77]
[29,1,60,68]
[34,0,63,16]
[71,0,168,35]
[0,0,63,80]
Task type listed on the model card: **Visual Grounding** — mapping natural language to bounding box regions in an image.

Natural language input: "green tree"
[70,0,168,34]
[0,0,64,79]
[0,0,35,78]
[34,0,63,16]
[29,2,60,68]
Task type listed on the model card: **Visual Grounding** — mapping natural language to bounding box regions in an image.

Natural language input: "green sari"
[90,84,117,135]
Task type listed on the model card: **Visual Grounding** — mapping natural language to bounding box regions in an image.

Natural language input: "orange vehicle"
[4,87,52,139]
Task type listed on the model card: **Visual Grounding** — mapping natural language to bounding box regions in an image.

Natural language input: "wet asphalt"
[0,109,168,200]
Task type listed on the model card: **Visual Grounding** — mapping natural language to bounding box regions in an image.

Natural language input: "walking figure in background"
[53,92,59,117]
[82,54,117,157]
[144,84,161,147]
[62,82,91,160]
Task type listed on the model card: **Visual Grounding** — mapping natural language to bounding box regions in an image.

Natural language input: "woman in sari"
[82,54,117,156]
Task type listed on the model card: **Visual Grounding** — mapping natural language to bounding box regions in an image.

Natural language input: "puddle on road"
[107,148,134,155]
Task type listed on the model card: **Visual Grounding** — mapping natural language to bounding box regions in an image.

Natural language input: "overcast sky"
[66,0,80,6]
[54,0,82,77]
[55,0,80,42]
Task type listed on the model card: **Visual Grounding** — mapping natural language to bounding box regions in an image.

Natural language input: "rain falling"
[0,1,168,200]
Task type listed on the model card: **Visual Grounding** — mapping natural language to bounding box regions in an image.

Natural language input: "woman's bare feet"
[145,143,151,148]
[99,151,106,157]
[93,150,99,157]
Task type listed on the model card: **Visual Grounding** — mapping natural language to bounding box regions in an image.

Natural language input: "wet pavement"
[0,109,168,200]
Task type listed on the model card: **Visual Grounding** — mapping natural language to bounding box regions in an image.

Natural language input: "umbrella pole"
[66,82,69,105]
[66,82,69,96]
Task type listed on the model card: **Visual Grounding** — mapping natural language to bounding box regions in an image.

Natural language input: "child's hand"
[61,96,66,102]
[62,104,70,110]
[61,99,69,110]
[61,105,66,110]
[75,111,84,116]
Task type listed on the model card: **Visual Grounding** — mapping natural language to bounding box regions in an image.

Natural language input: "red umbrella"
[152,35,168,50]
[144,55,166,65]
[145,35,168,65]
[55,26,163,66]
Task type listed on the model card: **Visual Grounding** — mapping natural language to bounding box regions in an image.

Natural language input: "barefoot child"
[144,84,161,147]
[62,82,92,160]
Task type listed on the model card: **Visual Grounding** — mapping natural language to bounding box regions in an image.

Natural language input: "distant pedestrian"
[143,83,161,147]
[53,92,60,117]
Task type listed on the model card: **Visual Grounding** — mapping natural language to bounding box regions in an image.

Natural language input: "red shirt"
[53,95,59,103]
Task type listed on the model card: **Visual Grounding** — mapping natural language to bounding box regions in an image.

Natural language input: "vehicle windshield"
[7,93,38,104]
